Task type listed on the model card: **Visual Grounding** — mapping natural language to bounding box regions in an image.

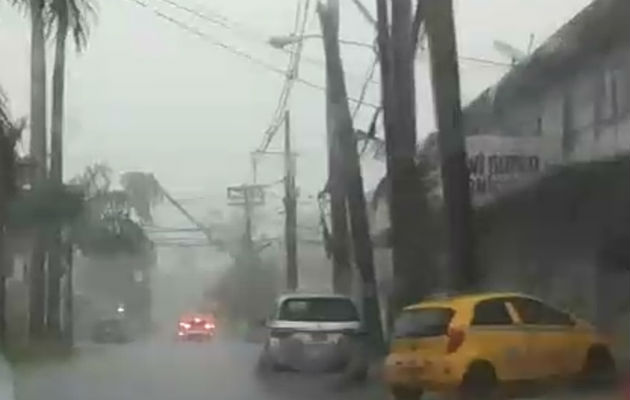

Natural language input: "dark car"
[91,317,130,343]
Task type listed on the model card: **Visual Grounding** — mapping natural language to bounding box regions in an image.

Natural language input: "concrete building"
[368,0,630,339]
[462,0,629,204]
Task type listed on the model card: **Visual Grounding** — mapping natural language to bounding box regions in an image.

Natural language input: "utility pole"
[321,2,351,295]
[284,111,298,291]
[375,0,430,312]
[424,0,476,291]
[319,0,384,352]
[158,182,214,244]
[227,184,265,256]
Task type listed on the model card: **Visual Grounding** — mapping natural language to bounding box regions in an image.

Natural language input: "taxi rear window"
[393,308,454,338]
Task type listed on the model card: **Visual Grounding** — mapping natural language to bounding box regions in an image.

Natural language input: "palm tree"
[120,172,163,224]
[49,0,94,183]
[46,0,94,336]
[0,92,24,342]
[31,0,48,337]
[9,0,49,337]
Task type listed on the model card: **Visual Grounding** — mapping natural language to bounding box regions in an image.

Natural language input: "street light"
[268,34,376,52]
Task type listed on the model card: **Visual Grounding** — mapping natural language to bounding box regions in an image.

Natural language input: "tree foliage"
[120,172,163,224]
[48,0,96,51]
[69,164,154,260]
[0,92,22,204]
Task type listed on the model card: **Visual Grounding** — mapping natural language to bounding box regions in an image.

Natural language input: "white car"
[258,293,368,379]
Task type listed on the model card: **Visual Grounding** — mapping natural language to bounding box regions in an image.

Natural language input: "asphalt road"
[13,336,624,400]
[13,337,386,400]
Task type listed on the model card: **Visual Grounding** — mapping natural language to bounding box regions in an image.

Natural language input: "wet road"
[13,337,386,400]
[14,337,623,400]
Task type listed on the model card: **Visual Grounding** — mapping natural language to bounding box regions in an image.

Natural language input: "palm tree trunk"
[51,13,67,184]
[47,9,69,337]
[28,0,48,338]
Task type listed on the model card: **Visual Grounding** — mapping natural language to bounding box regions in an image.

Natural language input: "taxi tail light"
[446,327,465,354]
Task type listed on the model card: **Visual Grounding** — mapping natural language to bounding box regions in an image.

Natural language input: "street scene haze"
[0,0,628,399]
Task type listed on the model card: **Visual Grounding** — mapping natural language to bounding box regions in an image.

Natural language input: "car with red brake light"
[177,312,216,341]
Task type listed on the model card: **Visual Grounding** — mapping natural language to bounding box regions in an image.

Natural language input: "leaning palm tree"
[46,0,95,336]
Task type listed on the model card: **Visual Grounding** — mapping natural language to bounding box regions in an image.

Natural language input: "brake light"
[179,322,191,330]
[446,327,465,354]
[204,323,215,330]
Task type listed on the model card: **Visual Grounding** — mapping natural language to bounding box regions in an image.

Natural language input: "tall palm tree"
[8,0,50,336]
[47,0,94,336]
[49,0,93,183]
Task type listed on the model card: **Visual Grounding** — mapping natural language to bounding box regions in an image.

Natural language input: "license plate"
[310,332,327,342]
[306,346,325,358]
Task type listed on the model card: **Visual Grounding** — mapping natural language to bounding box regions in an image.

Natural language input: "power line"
[352,53,379,120]
[257,0,312,152]
[152,0,375,84]
[154,0,230,28]
[125,0,377,109]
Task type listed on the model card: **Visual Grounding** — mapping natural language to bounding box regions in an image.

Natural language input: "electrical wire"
[125,0,352,98]
[154,0,230,28]
[352,53,379,120]
[151,0,375,83]
[256,0,312,152]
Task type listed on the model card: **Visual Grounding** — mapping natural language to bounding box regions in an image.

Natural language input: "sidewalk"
[0,353,14,400]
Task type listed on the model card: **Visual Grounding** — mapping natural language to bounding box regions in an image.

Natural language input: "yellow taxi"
[384,292,615,399]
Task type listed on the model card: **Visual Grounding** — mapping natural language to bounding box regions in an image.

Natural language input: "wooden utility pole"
[159,182,214,244]
[375,0,430,311]
[322,0,351,295]
[424,0,476,291]
[319,0,384,351]
[227,184,265,256]
[284,110,298,291]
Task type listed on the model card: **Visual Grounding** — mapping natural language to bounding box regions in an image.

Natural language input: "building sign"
[466,135,544,205]
[469,153,541,200]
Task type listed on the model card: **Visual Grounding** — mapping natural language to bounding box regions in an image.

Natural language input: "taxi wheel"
[581,346,616,388]
[459,361,499,400]
[390,387,423,400]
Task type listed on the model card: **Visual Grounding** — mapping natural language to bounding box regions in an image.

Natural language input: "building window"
[562,88,576,159]
[613,67,629,117]
[593,69,606,140]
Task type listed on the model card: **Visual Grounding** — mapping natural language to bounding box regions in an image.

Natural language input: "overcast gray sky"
[0,0,592,209]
